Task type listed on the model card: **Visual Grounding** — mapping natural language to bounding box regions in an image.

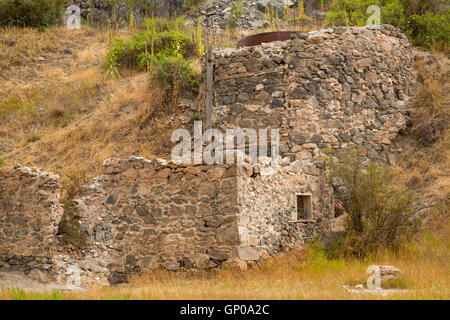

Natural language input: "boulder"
[238,246,263,261]
[222,258,247,271]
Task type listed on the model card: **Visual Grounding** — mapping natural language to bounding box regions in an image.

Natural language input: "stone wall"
[237,159,334,260]
[0,165,63,272]
[70,155,331,278]
[0,25,421,286]
[74,156,242,280]
[209,25,417,162]
[0,156,331,283]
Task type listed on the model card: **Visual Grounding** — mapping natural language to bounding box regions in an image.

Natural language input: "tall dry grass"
[0,220,448,300]
[0,25,167,179]
[393,53,449,208]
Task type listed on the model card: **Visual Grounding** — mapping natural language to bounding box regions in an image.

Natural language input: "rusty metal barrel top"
[236,31,304,48]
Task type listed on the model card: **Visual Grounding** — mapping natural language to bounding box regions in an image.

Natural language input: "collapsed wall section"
[0,165,63,272]
[210,25,417,161]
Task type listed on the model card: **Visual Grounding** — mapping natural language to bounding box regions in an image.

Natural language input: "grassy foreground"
[1,218,448,300]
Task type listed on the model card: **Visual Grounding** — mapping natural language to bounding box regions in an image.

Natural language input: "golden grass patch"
[0,221,447,300]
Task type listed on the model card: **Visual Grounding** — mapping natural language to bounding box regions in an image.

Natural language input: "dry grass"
[0,25,179,179]
[3,74,174,178]
[0,26,110,88]
[392,53,450,206]
[413,53,450,126]
[0,219,448,300]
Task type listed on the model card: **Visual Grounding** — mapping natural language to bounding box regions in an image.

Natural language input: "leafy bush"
[104,17,199,110]
[325,147,421,257]
[406,10,450,52]
[149,56,199,90]
[104,17,194,75]
[381,0,407,28]
[325,0,378,26]
[0,0,66,27]
[229,1,246,35]
[325,0,450,51]
[148,55,200,107]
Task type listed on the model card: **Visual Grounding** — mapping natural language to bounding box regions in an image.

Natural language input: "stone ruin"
[207,25,416,163]
[0,157,333,286]
[0,25,418,287]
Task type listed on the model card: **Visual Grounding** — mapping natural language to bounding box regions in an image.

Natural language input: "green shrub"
[105,37,126,79]
[0,0,66,27]
[229,1,246,36]
[325,147,421,257]
[381,0,407,28]
[325,0,380,27]
[149,56,199,90]
[104,17,194,75]
[149,55,200,107]
[325,0,450,51]
[406,10,450,51]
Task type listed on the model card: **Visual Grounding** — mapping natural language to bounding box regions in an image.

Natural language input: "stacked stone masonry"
[209,25,417,162]
[74,156,332,281]
[0,156,331,285]
[0,165,63,273]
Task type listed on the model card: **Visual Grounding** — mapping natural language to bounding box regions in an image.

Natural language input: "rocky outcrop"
[69,0,189,25]
[192,0,316,30]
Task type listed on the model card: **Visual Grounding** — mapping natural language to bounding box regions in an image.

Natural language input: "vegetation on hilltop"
[0,0,66,27]
[105,16,200,107]
[326,0,450,52]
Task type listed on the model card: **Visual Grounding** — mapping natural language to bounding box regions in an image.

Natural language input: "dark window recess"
[296,194,313,220]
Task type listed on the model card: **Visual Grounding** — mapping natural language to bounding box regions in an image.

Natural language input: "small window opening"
[295,194,313,220]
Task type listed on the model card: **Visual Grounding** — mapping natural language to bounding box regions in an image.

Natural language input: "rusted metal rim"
[236,31,303,48]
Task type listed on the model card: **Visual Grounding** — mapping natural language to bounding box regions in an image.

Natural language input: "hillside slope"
[0,26,198,180]
[0,25,448,207]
